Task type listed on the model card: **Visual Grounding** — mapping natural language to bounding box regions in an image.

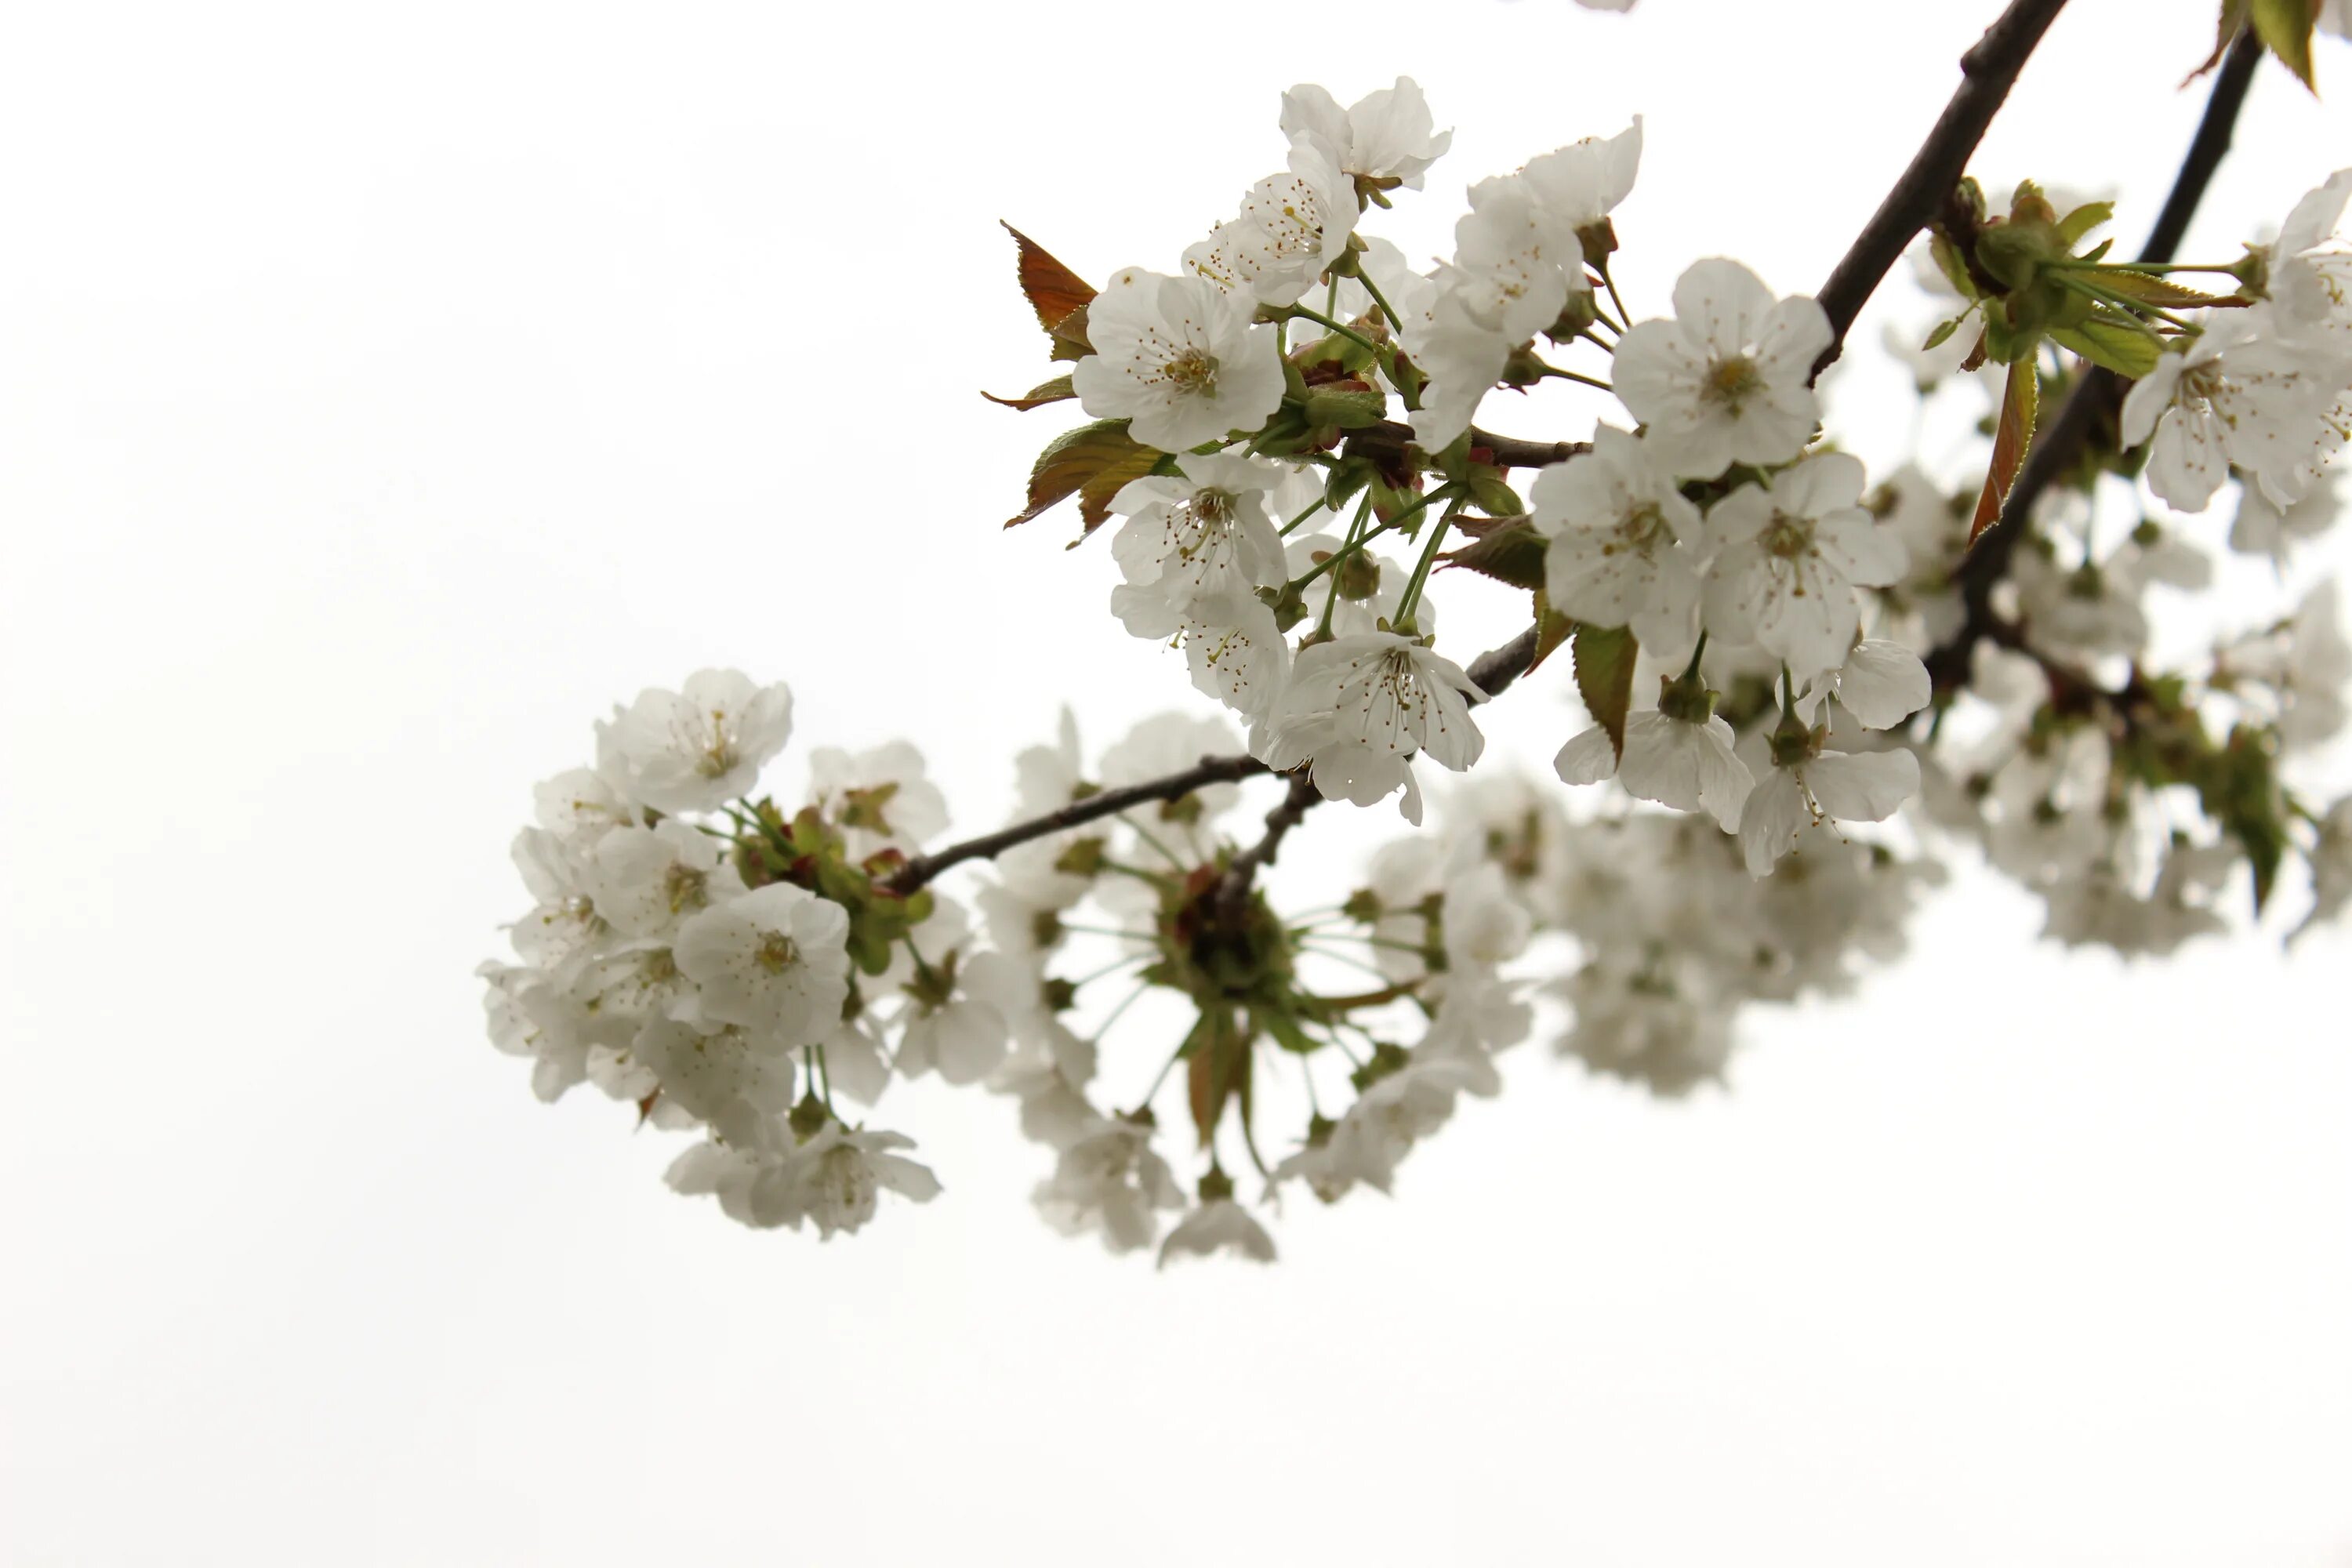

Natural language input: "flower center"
[756,933,800,975]
[1701,354,1765,414]
[1163,349,1219,395]
[1761,511,1813,559]
[1613,501,1671,555]
[664,863,707,914]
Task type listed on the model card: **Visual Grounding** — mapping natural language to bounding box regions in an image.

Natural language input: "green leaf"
[1571,622,1639,760]
[1005,419,1163,536]
[2054,200,2116,252]
[1922,315,1963,353]
[1929,232,1980,301]
[980,374,1076,412]
[2091,270,2242,309]
[2252,0,2319,90]
[1971,357,2038,544]
[1529,590,1576,675]
[2048,311,2163,379]
[1439,519,1546,590]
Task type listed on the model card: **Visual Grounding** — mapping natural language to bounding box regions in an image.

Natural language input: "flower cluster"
[482,670,953,1238]
[481,20,2352,1262]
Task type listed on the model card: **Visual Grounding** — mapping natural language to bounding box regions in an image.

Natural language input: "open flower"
[2119,307,2351,511]
[1107,452,1288,620]
[1260,633,1486,823]
[673,884,852,1048]
[1279,77,1451,192]
[595,670,793,814]
[1531,426,1703,662]
[1611,258,1831,479]
[1703,452,1903,679]
[1070,267,1285,452]
[1184,145,1359,307]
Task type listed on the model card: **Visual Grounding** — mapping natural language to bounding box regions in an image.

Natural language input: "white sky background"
[4,1,2351,1563]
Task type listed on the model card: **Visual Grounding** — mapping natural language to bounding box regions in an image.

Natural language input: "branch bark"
[1923,26,2265,695]
[1811,0,2074,380]
[906,0,2083,900]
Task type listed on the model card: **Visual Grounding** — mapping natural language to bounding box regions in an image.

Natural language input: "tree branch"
[1214,772,1325,924]
[885,753,1270,895]
[911,0,2085,900]
[1810,0,2074,380]
[1923,26,2265,695]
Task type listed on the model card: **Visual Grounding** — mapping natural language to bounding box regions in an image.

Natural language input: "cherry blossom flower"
[1070,267,1285,452]
[2119,308,2351,511]
[1279,77,1451,192]
[673,884,852,1048]
[1106,453,1288,623]
[808,740,949,858]
[581,818,745,942]
[1157,1193,1277,1268]
[1558,706,1754,831]
[595,669,793,815]
[1184,145,1359,307]
[1703,452,1904,678]
[1034,1116,1184,1253]
[758,1124,943,1240]
[1738,733,1920,877]
[1518,118,1642,249]
[1260,633,1486,822]
[1611,259,1831,479]
[1530,426,1703,661]
[1796,640,1933,731]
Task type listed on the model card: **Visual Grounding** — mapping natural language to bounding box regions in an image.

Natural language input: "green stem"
[1279,497,1329,537]
[1392,503,1457,628]
[1539,365,1615,393]
[1290,305,1388,364]
[1356,270,1408,334]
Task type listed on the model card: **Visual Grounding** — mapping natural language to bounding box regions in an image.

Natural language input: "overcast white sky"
[5,2,2351,1563]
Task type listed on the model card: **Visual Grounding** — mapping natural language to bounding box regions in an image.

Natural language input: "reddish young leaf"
[1005,419,1162,538]
[1001,222,1098,336]
[1970,357,2040,544]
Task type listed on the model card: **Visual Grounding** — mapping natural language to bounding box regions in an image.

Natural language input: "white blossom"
[673,884,852,1048]
[1070,267,1285,452]
[1034,1116,1184,1253]
[1798,640,1933,731]
[581,818,745,941]
[1185,145,1360,307]
[1531,426,1703,661]
[595,670,793,815]
[1261,633,1486,823]
[808,739,949,858]
[1518,118,1642,248]
[758,1124,943,1240]
[1157,1198,1278,1268]
[1704,452,1903,678]
[1612,259,1831,479]
[2119,308,2351,511]
[1738,743,1919,877]
[1557,709,1754,831]
[1107,453,1288,626]
[1279,77,1451,191]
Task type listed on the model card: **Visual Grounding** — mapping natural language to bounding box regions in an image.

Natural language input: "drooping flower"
[1517,118,1642,252]
[1279,77,1452,192]
[1610,259,1831,479]
[1530,426,1703,661]
[1260,633,1486,823]
[1033,1116,1185,1254]
[1558,706,1754,832]
[1796,640,1933,731]
[673,884,852,1048]
[595,670,793,815]
[1738,729,1920,877]
[1070,267,1286,452]
[1157,1197,1278,1268]
[1703,452,1904,679]
[631,1018,796,1143]
[756,1123,943,1240]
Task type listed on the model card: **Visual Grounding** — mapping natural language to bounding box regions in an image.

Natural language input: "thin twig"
[1922,26,2265,695]
[1214,773,1324,924]
[921,0,2084,895]
[1810,0,2074,381]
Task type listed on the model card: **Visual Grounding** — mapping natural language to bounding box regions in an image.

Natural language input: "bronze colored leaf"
[1004,418,1163,538]
[1970,357,2039,544]
[1001,221,1098,336]
[981,374,1076,412]
[1439,519,1547,590]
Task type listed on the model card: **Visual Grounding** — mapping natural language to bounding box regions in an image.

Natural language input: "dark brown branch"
[1810,0,2074,380]
[1214,773,1325,924]
[917,0,2089,898]
[1924,26,2265,695]
[886,753,1270,895]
